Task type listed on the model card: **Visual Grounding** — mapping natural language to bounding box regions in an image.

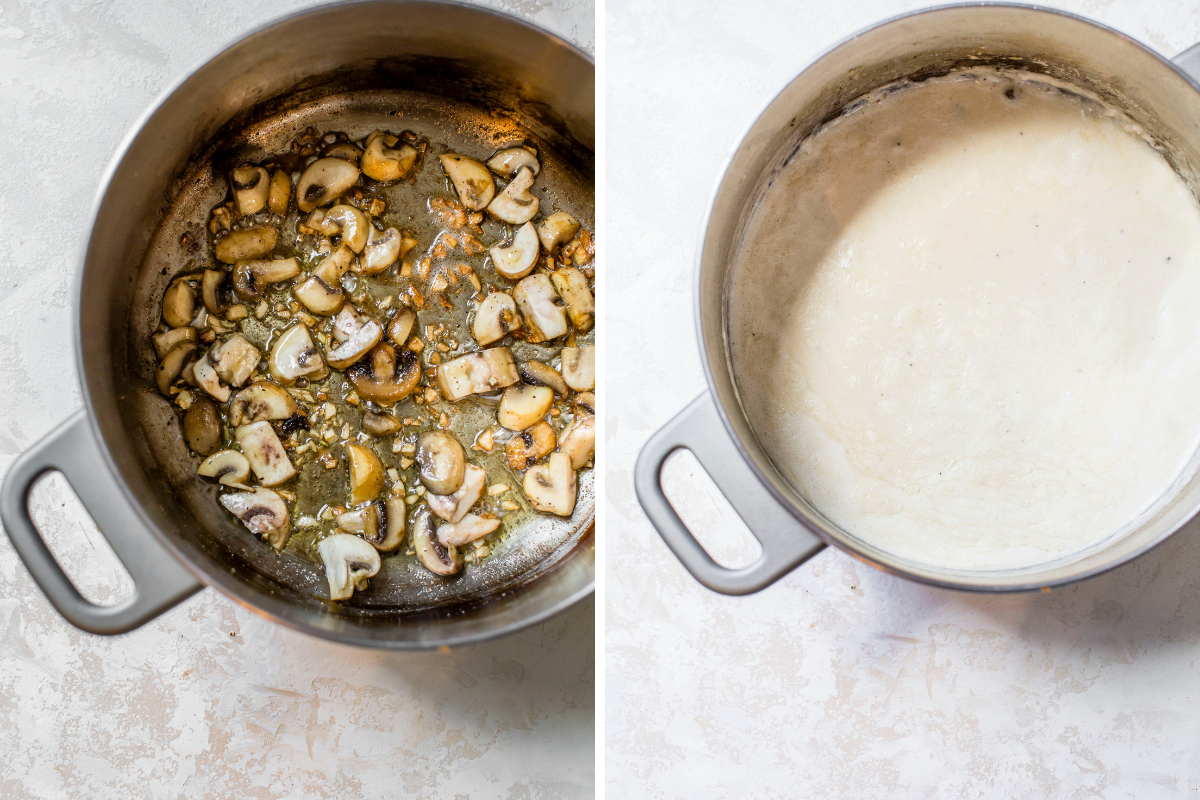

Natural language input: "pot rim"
[692,1,1200,593]
[73,0,595,648]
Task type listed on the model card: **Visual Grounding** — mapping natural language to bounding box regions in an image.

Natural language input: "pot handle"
[0,411,203,634]
[634,393,826,595]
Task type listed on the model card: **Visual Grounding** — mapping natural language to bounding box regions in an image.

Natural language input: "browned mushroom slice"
[312,205,368,253]
[267,169,291,215]
[375,493,407,552]
[215,225,278,264]
[232,257,300,301]
[152,326,196,360]
[497,384,554,431]
[192,348,230,402]
[486,146,540,179]
[558,415,595,469]
[413,506,462,576]
[182,395,222,456]
[436,513,501,547]
[523,452,577,516]
[486,166,538,225]
[296,158,359,212]
[229,381,299,426]
[294,245,354,315]
[316,533,380,599]
[416,431,466,495]
[561,346,595,391]
[359,226,402,274]
[439,154,495,210]
[198,450,251,486]
[221,488,291,550]
[156,342,197,395]
[472,292,521,346]
[231,165,270,217]
[489,221,539,280]
[517,360,569,396]
[361,410,401,437]
[550,268,595,332]
[269,323,328,384]
[536,211,581,253]
[514,273,568,342]
[162,274,200,328]
[202,269,230,315]
[325,305,383,370]
[346,442,385,506]
[347,343,421,403]
[504,420,556,470]
[322,141,363,162]
[336,503,379,541]
[574,391,596,416]
[436,347,520,401]
[362,131,419,181]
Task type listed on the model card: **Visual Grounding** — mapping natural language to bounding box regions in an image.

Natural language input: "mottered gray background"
[0,1,594,798]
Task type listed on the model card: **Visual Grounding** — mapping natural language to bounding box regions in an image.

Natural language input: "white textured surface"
[0,1,593,798]
[606,1,1200,797]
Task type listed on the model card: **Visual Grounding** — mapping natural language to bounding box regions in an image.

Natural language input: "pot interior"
[79,1,594,646]
[702,4,1200,590]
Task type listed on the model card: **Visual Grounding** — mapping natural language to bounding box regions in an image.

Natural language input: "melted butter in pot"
[730,70,1200,571]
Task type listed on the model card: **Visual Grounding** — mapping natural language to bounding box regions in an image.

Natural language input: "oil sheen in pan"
[128,89,595,611]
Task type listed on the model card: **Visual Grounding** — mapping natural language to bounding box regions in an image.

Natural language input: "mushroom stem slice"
[551,268,595,333]
[336,504,379,541]
[561,346,596,391]
[437,513,501,547]
[523,452,577,517]
[486,147,540,179]
[296,158,360,213]
[472,291,521,346]
[220,488,290,549]
[413,507,463,576]
[229,381,299,426]
[316,533,381,600]
[536,211,581,253]
[346,442,385,506]
[348,343,421,403]
[514,273,569,342]
[428,463,487,523]
[436,347,520,402]
[439,154,495,210]
[202,270,230,315]
[504,420,556,470]
[362,131,419,182]
[558,415,596,469]
[198,450,252,487]
[231,165,270,217]
[325,305,384,370]
[314,204,368,253]
[486,166,539,225]
[235,421,296,486]
[157,342,197,395]
[416,431,467,496]
[269,323,328,384]
[215,226,279,264]
[497,384,554,431]
[489,221,539,280]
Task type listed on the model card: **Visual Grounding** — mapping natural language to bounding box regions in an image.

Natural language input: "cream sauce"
[730,70,1200,571]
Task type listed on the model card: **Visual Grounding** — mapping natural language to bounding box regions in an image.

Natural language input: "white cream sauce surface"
[730,70,1200,570]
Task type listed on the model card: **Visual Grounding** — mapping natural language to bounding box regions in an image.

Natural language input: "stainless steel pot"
[0,0,594,648]
[636,3,1200,596]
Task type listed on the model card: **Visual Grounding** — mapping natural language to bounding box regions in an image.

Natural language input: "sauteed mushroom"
[296,157,359,212]
[312,204,368,253]
[236,421,296,486]
[216,226,278,264]
[156,341,196,395]
[428,463,486,523]
[416,431,466,495]
[561,346,595,391]
[346,442,385,506]
[498,384,554,431]
[220,488,290,549]
[269,323,328,383]
[523,452,577,516]
[436,347,520,401]
[558,415,596,469]
[487,166,539,225]
[361,410,401,437]
[202,269,230,315]
[209,334,260,387]
[437,514,501,547]
[336,504,379,541]
[362,131,419,181]
[439,153,494,210]
[505,420,555,470]
[267,169,291,214]
[325,305,383,370]
[348,343,421,403]
[316,533,381,600]
[229,381,298,426]
[551,268,595,332]
[514,273,568,342]
[518,360,569,396]
[537,211,580,253]
[183,395,222,455]
[294,245,353,315]
[413,506,462,576]
[489,221,539,280]
[192,348,229,402]
[487,146,540,179]
[360,226,402,274]
[162,275,199,328]
[198,450,251,487]
[322,141,363,162]
[377,493,407,552]
[472,291,521,346]
[152,326,196,360]
[386,307,416,346]
[231,165,270,217]
[232,257,300,302]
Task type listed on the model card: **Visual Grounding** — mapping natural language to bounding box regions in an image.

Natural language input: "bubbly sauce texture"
[730,71,1200,571]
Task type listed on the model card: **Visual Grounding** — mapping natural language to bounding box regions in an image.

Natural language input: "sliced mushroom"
[428,463,486,523]
[156,342,196,395]
[221,488,290,549]
[359,226,402,274]
[229,381,298,426]
[386,307,416,346]
[348,343,421,403]
[162,275,200,328]
[215,225,278,264]
[209,334,260,387]
[416,431,466,495]
[489,221,539,280]
[232,257,301,301]
[269,323,329,384]
[436,347,520,401]
[322,141,363,162]
[439,153,495,210]
[296,157,360,213]
[267,169,291,215]
[362,131,419,181]
[437,513,501,547]
[192,349,230,402]
[325,305,384,370]
[346,441,385,506]
[293,245,354,315]
[518,360,569,396]
[472,291,521,346]
[561,346,595,391]
[504,420,556,470]
[523,452,577,517]
[198,450,251,486]
[413,506,462,576]
[498,384,554,431]
[376,493,407,552]
[316,533,381,600]
[231,165,270,217]
[153,327,196,360]
[551,268,594,333]
[558,415,595,469]
[362,410,401,437]
[486,166,538,225]
[574,391,596,415]
[514,273,568,342]
[183,395,222,455]
[313,204,368,253]
[235,421,296,486]
[201,269,230,315]
[536,211,581,253]
[486,146,540,179]
[336,504,378,541]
